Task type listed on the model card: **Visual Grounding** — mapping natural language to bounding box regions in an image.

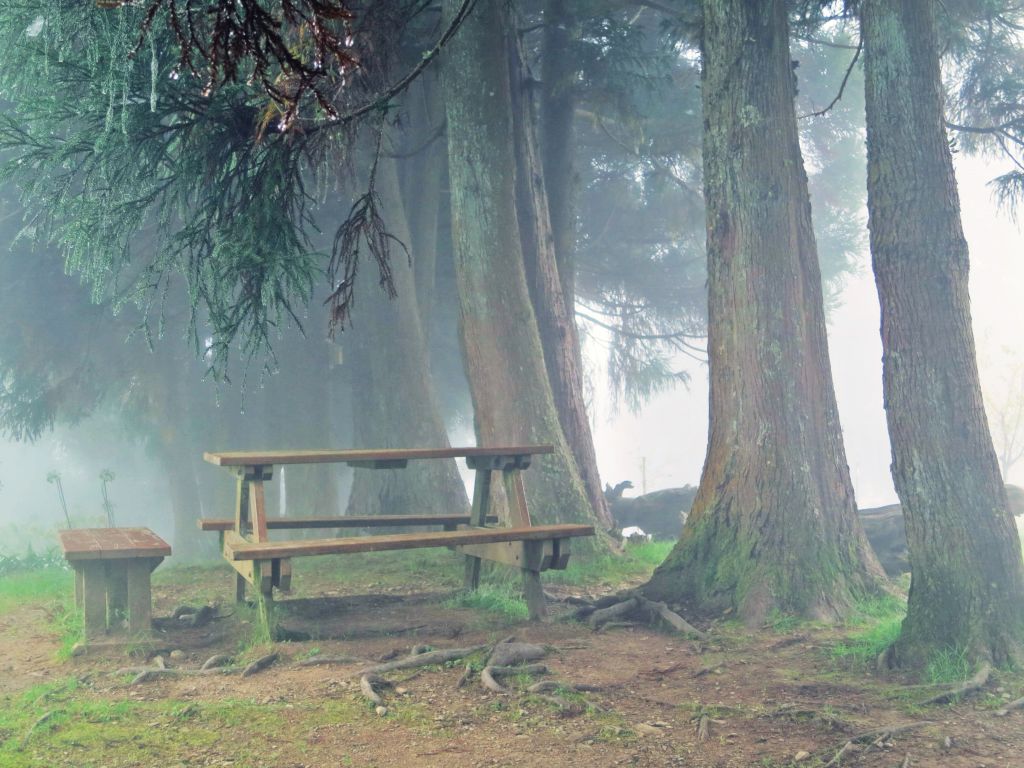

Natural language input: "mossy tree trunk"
[861,0,1024,667]
[642,0,883,623]
[345,156,468,517]
[507,19,612,529]
[440,0,605,541]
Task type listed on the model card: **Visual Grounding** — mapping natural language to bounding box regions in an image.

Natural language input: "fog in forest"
[1,2,1024,590]
[2,147,1023,552]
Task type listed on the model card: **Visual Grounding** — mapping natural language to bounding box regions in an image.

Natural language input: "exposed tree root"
[995,695,1024,716]
[572,591,707,638]
[360,644,487,675]
[822,740,857,767]
[360,674,388,706]
[241,652,279,677]
[294,655,362,667]
[820,721,931,766]
[692,662,725,678]
[637,597,708,640]
[921,663,991,705]
[588,598,638,628]
[455,664,474,689]
[480,666,507,693]
[201,654,232,670]
[696,714,710,742]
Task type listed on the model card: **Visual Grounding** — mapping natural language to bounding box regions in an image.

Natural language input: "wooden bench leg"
[74,566,84,609]
[80,561,108,639]
[106,562,129,627]
[522,569,546,621]
[125,559,154,636]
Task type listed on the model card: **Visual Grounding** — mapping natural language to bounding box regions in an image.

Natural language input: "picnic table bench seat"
[202,445,595,633]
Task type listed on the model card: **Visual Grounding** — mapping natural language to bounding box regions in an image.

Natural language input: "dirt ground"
[2,567,1022,768]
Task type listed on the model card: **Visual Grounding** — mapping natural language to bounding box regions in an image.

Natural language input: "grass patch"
[925,646,972,685]
[0,568,72,614]
[444,583,528,621]
[545,539,674,588]
[0,676,424,767]
[828,595,907,667]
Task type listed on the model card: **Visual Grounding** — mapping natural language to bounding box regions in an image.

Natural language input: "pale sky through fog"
[591,154,1024,507]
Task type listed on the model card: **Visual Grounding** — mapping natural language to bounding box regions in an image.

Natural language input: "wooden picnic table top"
[203,445,555,467]
[57,527,171,561]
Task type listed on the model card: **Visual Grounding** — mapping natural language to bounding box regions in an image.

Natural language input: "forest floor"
[0,543,1022,768]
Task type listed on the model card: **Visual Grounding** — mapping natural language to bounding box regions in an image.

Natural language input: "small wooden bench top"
[57,528,172,561]
[203,445,555,467]
[223,524,594,560]
[198,514,500,531]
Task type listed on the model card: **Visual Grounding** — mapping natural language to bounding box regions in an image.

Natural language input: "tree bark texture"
[399,72,446,336]
[440,0,604,540]
[346,156,469,518]
[643,0,883,622]
[540,0,577,304]
[507,21,612,529]
[861,0,1024,666]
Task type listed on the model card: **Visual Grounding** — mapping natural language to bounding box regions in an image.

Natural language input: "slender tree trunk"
[861,0,1024,667]
[540,0,577,303]
[642,0,883,622]
[440,0,606,543]
[507,22,612,529]
[345,156,468,517]
[399,72,446,335]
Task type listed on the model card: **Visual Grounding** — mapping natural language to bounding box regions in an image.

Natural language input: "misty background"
[2,152,1021,554]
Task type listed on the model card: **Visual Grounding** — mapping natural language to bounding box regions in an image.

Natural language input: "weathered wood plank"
[204,445,555,467]
[455,539,554,571]
[249,480,268,542]
[503,470,532,527]
[198,514,500,531]
[223,525,594,560]
[57,528,171,561]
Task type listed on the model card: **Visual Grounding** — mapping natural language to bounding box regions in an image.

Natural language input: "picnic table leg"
[235,574,247,604]
[74,566,84,609]
[254,560,276,640]
[464,466,493,590]
[522,569,547,621]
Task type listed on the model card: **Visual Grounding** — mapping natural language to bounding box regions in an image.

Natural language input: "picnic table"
[200,446,594,633]
[57,527,170,643]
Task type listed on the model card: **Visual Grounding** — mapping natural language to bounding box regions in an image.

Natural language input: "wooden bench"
[57,527,171,642]
[202,446,594,631]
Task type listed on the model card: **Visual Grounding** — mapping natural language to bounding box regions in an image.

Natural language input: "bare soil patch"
[1,570,1022,768]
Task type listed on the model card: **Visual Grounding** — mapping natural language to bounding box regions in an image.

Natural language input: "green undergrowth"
[444,583,529,621]
[0,677,424,767]
[544,539,675,588]
[0,553,80,658]
[828,595,907,667]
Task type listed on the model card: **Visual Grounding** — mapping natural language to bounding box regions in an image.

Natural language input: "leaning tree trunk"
[643,0,883,623]
[861,0,1024,667]
[440,0,605,544]
[345,156,468,518]
[507,21,612,529]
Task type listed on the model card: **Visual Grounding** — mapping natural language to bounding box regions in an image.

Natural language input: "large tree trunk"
[440,0,605,543]
[643,0,883,623]
[861,0,1024,667]
[345,156,468,517]
[507,21,612,529]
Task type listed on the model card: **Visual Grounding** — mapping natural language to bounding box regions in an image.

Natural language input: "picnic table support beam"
[464,466,493,590]
[522,569,546,621]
